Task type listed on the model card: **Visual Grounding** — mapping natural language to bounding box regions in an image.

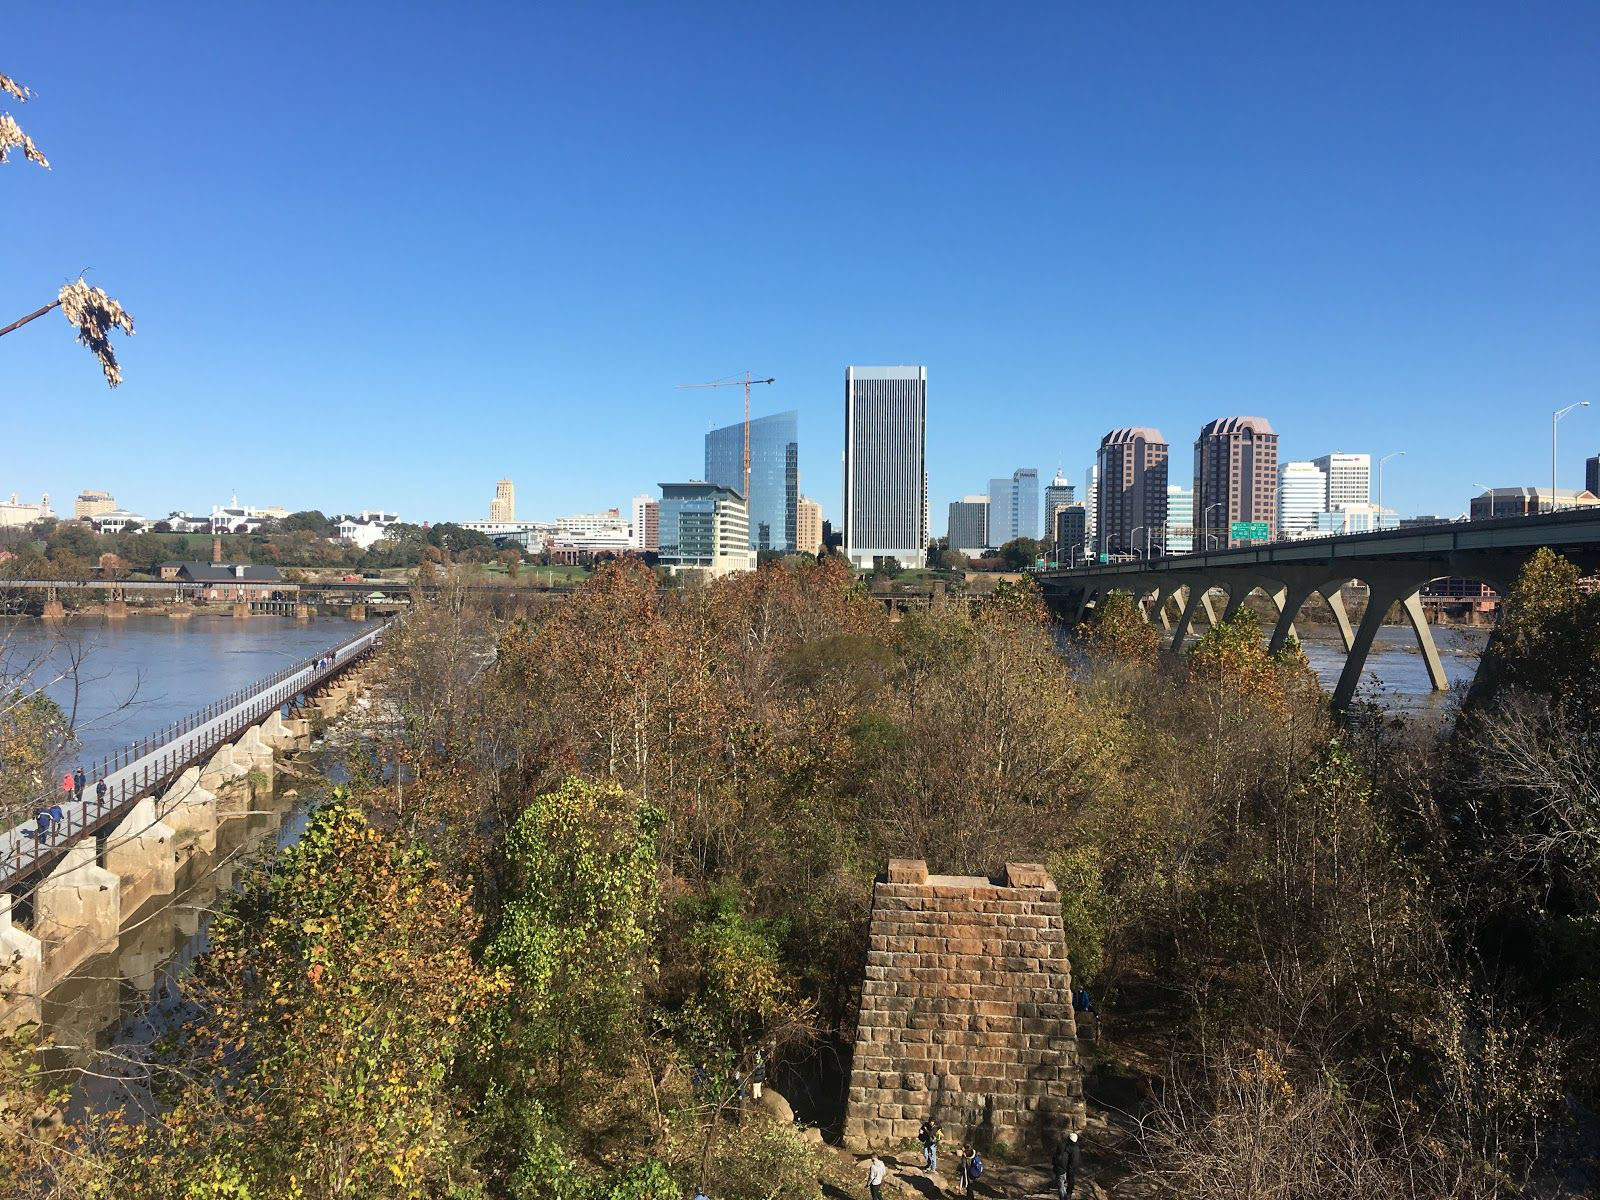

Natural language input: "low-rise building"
[90,509,149,535]
[161,511,211,533]
[658,482,755,578]
[210,497,289,535]
[1470,487,1600,519]
[156,561,288,601]
[0,492,52,527]
[334,510,401,549]
[1310,503,1399,536]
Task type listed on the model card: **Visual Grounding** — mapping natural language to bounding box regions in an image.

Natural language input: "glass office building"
[705,410,798,552]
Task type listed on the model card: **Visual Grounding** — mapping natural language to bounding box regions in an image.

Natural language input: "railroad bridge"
[1033,510,1600,708]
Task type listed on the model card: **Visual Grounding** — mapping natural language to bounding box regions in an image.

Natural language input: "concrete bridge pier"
[348,603,367,621]
[295,602,312,620]
[0,894,44,1030]
[103,797,177,917]
[34,844,121,987]
[106,600,129,619]
[1331,582,1447,709]
[159,768,220,855]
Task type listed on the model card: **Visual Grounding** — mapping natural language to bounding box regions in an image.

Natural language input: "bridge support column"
[42,599,66,621]
[349,603,367,621]
[106,600,129,619]
[232,602,249,620]
[104,797,177,918]
[1152,584,1177,631]
[1401,590,1449,692]
[0,894,44,1032]
[35,843,121,986]
[1170,585,1205,650]
[1268,582,1318,656]
[1333,585,1411,710]
[294,603,312,620]
[1199,589,1220,632]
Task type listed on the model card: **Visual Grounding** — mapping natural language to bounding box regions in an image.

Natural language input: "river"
[2,611,378,768]
[0,613,378,1107]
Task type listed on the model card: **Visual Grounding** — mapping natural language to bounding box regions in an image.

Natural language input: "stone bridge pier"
[843,860,1084,1151]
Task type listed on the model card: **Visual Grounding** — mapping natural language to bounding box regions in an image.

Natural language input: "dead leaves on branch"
[58,276,135,387]
[0,71,48,168]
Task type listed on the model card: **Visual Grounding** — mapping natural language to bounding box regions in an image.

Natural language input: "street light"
[1552,401,1590,513]
[1131,525,1146,560]
[1377,451,1405,511]
[1203,502,1224,548]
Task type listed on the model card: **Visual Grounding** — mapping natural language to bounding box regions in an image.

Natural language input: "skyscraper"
[1043,472,1075,537]
[986,468,1039,545]
[630,493,659,551]
[1166,484,1193,553]
[1278,461,1328,538]
[1053,504,1088,565]
[1083,465,1098,548]
[1311,452,1371,510]
[844,366,927,568]
[489,478,515,522]
[796,495,823,556]
[1194,417,1279,546]
[1096,428,1169,557]
[706,410,798,552]
[947,496,990,555]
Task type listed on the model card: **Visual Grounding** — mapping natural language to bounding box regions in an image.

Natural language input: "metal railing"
[0,620,390,890]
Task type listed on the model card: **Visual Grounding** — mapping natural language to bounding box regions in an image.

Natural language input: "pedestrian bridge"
[1033,510,1600,708]
[0,622,388,894]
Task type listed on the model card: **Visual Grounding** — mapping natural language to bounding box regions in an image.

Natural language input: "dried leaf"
[57,276,136,387]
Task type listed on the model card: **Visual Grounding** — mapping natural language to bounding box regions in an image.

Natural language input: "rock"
[800,1125,824,1145]
[755,1085,795,1125]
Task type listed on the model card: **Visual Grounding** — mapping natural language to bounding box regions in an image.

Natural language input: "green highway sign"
[1230,521,1269,542]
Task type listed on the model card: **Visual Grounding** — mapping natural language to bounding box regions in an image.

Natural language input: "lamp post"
[1552,401,1590,512]
[1131,525,1146,560]
[1203,502,1225,547]
[1377,451,1405,512]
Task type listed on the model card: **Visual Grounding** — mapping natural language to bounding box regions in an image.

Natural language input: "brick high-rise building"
[796,495,823,556]
[1095,427,1168,557]
[489,478,515,522]
[1194,416,1279,547]
[630,493,659,552]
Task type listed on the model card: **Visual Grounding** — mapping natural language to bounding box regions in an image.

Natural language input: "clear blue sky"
[5,2,1597,528]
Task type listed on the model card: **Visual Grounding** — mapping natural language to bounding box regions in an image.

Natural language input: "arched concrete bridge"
[1033,510,1600,708]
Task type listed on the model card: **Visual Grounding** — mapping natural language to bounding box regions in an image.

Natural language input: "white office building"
[1312,502,1399,536]
[1311,452,1370,510]
[843,366,927,568]
[334,510,401,549]
[1278,461,1329,538]
[1166,484,1194,553]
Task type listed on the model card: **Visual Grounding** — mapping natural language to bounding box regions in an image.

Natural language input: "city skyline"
[5,5,1596,529]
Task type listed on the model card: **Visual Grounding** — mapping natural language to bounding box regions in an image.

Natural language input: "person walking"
[918,1119,943,1174]
[1052,1130,1081,1199]
[62,772,74,804]
[95,778,107,806]
[73,766,87,801]
[955,1145,981,1199]
[866,1152,887,1200]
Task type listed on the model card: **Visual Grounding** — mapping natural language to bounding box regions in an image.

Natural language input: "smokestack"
[212,535,223,564]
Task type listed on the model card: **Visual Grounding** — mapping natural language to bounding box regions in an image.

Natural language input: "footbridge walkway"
[1033,510,1600,708]
[0,621,389,894]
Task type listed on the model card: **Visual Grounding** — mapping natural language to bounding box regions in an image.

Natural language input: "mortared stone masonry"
[843,859,1085,1149]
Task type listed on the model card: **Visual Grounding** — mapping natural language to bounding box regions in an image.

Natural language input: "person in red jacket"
[62,772,74,801]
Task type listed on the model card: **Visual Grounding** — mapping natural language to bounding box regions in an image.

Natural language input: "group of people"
[864,1121,1082,1200]
[30,766,108,842]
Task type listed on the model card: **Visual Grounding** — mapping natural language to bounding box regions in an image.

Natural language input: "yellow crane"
[676,370,775,500]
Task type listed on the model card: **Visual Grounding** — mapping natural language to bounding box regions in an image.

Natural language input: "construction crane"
[676,371,775,501]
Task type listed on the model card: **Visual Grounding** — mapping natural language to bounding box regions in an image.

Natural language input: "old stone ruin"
[842,859,1085,1150]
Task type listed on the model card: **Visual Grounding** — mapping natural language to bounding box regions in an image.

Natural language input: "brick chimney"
[212,535,223,564]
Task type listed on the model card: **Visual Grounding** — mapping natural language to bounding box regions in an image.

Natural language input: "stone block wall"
[842,859,1084,1150]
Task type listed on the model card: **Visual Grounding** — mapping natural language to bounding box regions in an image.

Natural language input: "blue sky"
[5,2,1597,529]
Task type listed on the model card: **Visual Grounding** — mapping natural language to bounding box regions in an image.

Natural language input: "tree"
[105,800,498,1198]
[277,510,334,535]
[996,537,1044,571]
